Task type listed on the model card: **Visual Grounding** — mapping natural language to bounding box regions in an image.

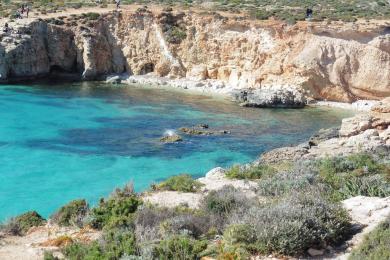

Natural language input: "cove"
[0,82,353,221]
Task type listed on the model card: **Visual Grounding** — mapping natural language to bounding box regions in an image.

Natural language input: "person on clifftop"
[115,0,121,9]
[3,23,9,33]
[306,8,313,20]
[26,6,30,18]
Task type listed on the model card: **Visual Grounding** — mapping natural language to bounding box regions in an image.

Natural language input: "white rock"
[308,248,325,257]
[204,167,226,180]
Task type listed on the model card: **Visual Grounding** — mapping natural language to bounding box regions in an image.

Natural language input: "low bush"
[318,153,390,201]
[135,205,212,243]
[63,227,137,259]
[43,251,59,260]
[51,199,89,227]
[225,164,277,180]
[201,185,254,217]
[89,183,142,229]
[349,215,390,260]
[82,12,100,20]
[151,174,203,192]
[165,26,187,44]
[2,211,46,235]
[223,224,257,245]
[229,192,352,256]
[152,235,208,260]
[257,171,315,197]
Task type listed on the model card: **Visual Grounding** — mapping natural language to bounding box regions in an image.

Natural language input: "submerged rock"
[179,127,212,135]
[160,134,183,143]
[179,126,230,136]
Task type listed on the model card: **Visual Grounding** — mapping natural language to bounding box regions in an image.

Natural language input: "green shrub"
[318,154,390,201]
[51,199,89,227]
[230,192,352,256]
[85,12,100,20]
[257,171,315,197]
[223,224,256,245]
[2,211,46,235]
[135,205,212,242]
[63,228,136,259]
[153,235,207,260]
[165,26,187,44]
[349,216,390,260]
[202,185,253,216]
[152,174,203,192]
[225,164,277,180]
[90,184,142,229]
[43,251,59,260]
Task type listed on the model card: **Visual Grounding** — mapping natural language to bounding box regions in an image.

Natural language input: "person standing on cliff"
[115,0,121,9]
[26,6,30,18]
[306,8,313,20]
[3,23,9,33]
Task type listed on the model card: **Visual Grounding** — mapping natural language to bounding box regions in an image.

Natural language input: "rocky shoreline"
[110,73,380,110]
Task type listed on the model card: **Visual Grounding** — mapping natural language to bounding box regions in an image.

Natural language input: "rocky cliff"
[0,8,389,103]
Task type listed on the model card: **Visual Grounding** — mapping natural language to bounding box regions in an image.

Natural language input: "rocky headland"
[1,7,389,107]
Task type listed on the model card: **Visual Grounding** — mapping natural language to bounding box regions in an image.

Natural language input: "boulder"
[309,127,340,146]
[339,114,373,137]
[260,146,309,163]
[307,248,325,257]
[238,86,307,108]
[204,167,226,180]
[371,97,390,113]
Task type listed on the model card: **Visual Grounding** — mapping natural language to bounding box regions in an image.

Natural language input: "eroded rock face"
[235,85,307,108]
[1,10,389,102]
[259,97,390,161]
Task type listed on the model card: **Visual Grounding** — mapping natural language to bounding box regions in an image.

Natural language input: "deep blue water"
[0,82,352,221]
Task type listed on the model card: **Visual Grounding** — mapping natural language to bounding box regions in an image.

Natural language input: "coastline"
[107,73,378,112]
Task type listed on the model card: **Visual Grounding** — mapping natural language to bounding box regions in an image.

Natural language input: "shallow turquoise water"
[0,82,352,221]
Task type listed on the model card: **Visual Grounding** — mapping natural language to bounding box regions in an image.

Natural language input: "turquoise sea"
[0,82,352,221]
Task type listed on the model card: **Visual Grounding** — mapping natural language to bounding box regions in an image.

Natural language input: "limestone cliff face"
[0,10,389,102]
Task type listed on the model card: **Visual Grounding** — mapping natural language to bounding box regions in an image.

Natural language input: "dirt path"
[0,225,100,260]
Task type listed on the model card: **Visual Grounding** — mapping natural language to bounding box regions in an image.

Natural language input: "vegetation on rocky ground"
[150,174,204,192]
[349,215,390,260]
[1,0,389,22]
[50,199,89,227]
[0,211,46,235]
[4,152,390,259]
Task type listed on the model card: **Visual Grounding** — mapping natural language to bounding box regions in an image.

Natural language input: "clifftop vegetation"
[1,0,390,22]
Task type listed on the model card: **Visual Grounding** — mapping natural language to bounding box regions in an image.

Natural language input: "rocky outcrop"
[232,85,306,108]
[1,9,389,102]
[260,97,390,162]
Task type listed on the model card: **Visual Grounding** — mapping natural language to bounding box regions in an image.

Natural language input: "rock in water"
[179,127,212,135]
[160,134,183,143]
